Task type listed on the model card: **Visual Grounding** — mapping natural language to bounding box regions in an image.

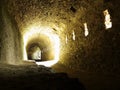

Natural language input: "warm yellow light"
[23,25,60,67]
[103,9,112,29]
[36,34,60,67]
[84,23,89,37]
[72,30,75,40]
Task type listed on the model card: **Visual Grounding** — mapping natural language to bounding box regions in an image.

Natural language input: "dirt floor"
[52,64,120,90]
[0,62,120,90]
[0,63,84,90]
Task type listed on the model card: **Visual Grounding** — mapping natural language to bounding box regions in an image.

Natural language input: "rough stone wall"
[3,0,120,73]
[0,1,22,64]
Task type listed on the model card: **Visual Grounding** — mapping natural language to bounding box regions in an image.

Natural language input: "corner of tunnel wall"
[0,3,23,65]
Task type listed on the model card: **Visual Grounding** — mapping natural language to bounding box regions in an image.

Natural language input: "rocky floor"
[0,62,120,90]
[0,63,85,90]
[53,64,120,90]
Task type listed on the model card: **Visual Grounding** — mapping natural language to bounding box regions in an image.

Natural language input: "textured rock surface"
[0,64,85,90]
[0,1,23,64]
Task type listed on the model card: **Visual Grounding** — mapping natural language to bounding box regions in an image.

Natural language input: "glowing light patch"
[36,35,60,67]
[72,30,75,40]
[23,26,60,67]
[103,9,112,29]
[84,23,89,37]
[32,49,41,60]
[38,51,41,60]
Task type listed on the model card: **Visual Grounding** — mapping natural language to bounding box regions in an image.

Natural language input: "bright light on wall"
[32,47,41,60]
[103,9,112,29]
[84,23,89,37]
[72,30,75,40]
[36,34,60,67]
[23,25,60,67]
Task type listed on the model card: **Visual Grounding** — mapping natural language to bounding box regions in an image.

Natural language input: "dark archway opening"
[26,35,55,62]
[27,43,42,61]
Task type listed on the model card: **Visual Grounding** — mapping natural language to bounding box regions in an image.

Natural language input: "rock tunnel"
[0,0,120,70]
[0,0,120,89]
[26,33,55,61]
[0,0,120,71]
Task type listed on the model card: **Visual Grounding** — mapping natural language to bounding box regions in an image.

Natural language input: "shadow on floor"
[0,73,86,90]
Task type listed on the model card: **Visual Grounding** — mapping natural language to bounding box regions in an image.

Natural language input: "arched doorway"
[26,34,55,62]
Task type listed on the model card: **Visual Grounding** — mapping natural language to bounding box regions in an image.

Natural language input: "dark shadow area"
[0,64,85,90]
[0,74,85,90]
